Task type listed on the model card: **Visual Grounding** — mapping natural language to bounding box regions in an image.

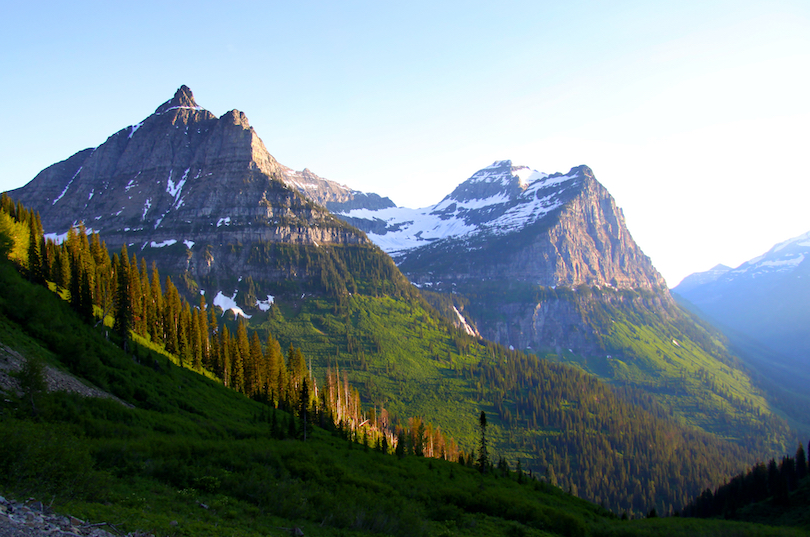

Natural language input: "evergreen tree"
[79,266,94,323]
[299,380,310,441]
[163,277,181,355]
[219,327,231,387]
[797,443,808,481]
[265,334,283,405]
[129,253,144,336]
[248,332,264,397]
[233,319,248,392]
[178,304,192,367]
[148,264,164,342]
[546,465,558,487]
[191,307,203,371]
[197,297,210,366]
[113,250,133,351]
[69,253,83,315]
[26,214,44,284]
[767,458,779,498]
[477,410,489,473]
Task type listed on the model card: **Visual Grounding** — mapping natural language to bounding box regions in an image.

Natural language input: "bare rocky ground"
[1,345,140,536]
[0,495,153,537]
[0,344,129,407]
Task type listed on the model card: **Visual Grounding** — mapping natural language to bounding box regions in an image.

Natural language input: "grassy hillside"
[1,248,808,537]
[674,294,810,435]
[439,280,797,450]
[581,294,792,447]
[235,291,780,516]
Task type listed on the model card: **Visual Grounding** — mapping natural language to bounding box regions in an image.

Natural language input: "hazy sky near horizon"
[1,0,808,287]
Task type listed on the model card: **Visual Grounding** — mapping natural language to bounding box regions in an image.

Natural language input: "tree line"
[681,441,809,518]
[0,193,458,460]
[462,340,759,516]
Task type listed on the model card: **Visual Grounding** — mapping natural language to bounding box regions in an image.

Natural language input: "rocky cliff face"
[9,86,374,305]
[508,166,666,290]
[333,160,671,352]
[13,86,363,247]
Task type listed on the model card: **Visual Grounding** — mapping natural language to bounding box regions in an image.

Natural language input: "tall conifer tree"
[113,249,133,351]
[477,410,489,473]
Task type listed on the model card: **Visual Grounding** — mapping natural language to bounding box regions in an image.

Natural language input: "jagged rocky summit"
[12,85,363,249]
[336,160,666,291]
[8,86,400,312]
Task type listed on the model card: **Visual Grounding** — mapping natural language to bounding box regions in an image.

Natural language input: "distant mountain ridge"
[674,231,810,365]
[674,263,733,294]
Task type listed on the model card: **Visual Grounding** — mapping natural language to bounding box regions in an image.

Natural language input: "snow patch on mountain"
[142,198,151,220]
[52,167,81,206]
[452,306,476,336]
[213,290,251,319]
[156,105,205,115]
[128,122,143,139]
[256,295,275,311]
[772,231,810,253]
[43,225,95,245]
[337,161,580,256]
[166,168,189,209]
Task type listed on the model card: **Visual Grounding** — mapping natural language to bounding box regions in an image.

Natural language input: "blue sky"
[1,0,808,286]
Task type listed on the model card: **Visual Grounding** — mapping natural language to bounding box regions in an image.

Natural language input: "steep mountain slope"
[674,231,810,366]
[673,232,810,434]
[325,161,802,445]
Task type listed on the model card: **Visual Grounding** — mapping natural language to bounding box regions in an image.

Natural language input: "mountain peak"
[155,85,202,114]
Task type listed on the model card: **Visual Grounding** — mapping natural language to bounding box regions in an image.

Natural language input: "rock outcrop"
[0,494,152,537]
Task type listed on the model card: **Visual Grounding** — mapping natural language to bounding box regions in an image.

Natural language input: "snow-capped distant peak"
[770,230,810,254]
[467,160,518,184]
[678,230,810,293]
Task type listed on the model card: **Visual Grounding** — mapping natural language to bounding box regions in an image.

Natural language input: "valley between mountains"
[2,86,808,535]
